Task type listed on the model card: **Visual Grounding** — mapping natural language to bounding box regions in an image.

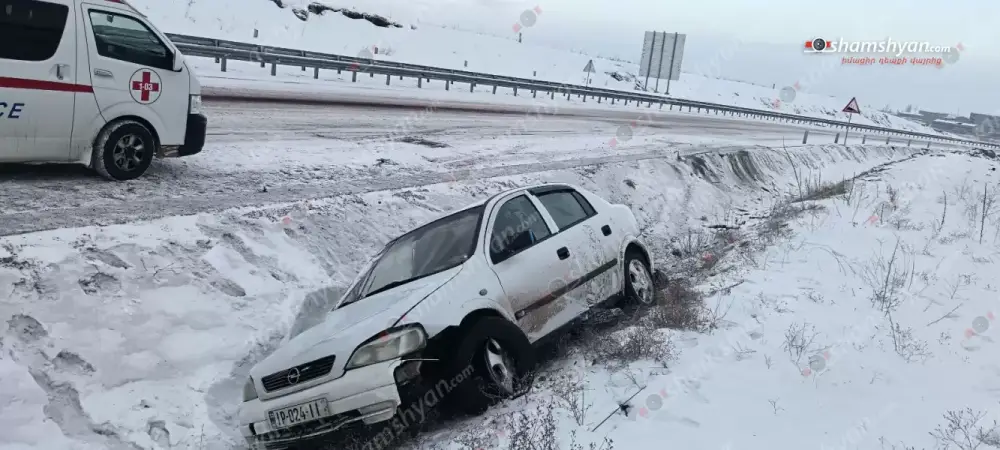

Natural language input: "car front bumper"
[239,358,405,450]
[178,113,207,156]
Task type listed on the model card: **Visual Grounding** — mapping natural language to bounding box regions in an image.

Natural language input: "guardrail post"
[647,101,651,108]
[418,77,422,88]
[688,106,692,112]
[861,135,866,144]
[493,85,498,95]
[337,69,341,74]
[370,72,374,78]
[610,98,614,105]
[221,57,227,72]
[471,82,476,93]
[550,91,554,99]
[445,80,450,91]
[625,100,629,106]
[302,65,306,71]
[659,102,663,109]
[314,67,319,79]
[513,86,517,96]
[271,63,277,76]
[926,141,931,149]
[533,90,537,98]
[886,136,890,144]
[386,74,390,85]
[834,133,840,144]
[215,56,220,63]
[907,139,911,147]
[352,71,357,82]
[262,61,267,68]
[802,130,809,144]
[581,93,584,102]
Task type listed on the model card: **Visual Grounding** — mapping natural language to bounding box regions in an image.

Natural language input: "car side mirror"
[171,52,184,72]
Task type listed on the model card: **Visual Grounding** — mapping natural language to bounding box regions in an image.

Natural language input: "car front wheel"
[92,120,156,181]
[444,316,535,415]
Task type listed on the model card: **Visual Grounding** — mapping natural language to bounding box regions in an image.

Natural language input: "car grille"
[261,355,337,392]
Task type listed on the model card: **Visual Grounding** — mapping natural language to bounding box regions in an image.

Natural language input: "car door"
[531,187,619,306]
[80,5,188,146]
[485,193,576,341]
[0,0,79,162]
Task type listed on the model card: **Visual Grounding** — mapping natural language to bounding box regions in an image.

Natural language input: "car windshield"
[338,206,484,308]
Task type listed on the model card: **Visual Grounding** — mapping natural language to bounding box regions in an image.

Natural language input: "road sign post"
[583,59,595,85]
[842,97,862,145]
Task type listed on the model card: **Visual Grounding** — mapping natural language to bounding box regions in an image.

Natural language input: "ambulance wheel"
[92,120,155,181]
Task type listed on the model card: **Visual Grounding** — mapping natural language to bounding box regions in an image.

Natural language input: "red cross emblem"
[129,70,161,104]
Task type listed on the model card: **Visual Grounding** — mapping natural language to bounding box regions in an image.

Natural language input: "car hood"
[250,266,461,381]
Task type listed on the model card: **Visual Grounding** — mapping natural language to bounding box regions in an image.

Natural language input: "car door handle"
[93,69,114,78]
[53,64,70,80]
[557,247,570,260]
[601,225,612,236]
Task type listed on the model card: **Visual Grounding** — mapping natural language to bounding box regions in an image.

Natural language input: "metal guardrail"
[165,33,999,150]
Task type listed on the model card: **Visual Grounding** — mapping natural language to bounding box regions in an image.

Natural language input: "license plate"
[268,399,331,429]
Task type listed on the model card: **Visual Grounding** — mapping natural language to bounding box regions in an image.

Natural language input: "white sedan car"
[238,183,654,449]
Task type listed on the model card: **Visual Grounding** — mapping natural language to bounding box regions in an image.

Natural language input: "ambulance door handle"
[54,64,70,80]
[93,69,114,78]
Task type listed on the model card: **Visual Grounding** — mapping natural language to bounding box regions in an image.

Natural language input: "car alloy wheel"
[483,338,516,396]
[628,258,653,304]
[112,133,146,173]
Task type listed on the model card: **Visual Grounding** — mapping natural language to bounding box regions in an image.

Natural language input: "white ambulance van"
[0,0,206,180]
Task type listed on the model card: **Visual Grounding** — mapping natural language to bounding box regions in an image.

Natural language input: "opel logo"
[286,368,301,385]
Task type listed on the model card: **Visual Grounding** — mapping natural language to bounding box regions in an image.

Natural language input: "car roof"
[434,182,579,220]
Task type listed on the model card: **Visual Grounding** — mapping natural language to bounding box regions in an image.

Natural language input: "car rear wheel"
[445,316,535,415]
[92,120,156,181]
[624,249,654,305]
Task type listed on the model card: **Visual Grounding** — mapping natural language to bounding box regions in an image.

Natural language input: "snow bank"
[516,150,1000,450]
[128,0,935,133]
[0,143,919,449]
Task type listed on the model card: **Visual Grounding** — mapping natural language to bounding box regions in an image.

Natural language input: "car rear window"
[536,190,595,230]
[0,0,69,62]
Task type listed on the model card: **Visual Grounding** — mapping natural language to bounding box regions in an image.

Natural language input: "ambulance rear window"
[0,0,69,62]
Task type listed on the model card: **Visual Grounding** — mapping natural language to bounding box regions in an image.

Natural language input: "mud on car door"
[81,4,188,176]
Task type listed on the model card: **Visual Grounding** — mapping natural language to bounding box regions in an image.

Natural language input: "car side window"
[535,190,596,230]
[87,11,172,70]
[0,0,69,62]
[490,195,551,264]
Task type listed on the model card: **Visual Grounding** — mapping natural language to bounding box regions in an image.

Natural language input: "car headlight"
[243,377,258,402]
[345,326,426,370]
[189,95,203,114]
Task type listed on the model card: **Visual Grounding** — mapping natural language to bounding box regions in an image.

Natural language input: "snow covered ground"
[123,0,941,134]
[1,139,939,449]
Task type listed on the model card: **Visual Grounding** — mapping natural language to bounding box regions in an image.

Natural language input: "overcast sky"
[365,0,998,115]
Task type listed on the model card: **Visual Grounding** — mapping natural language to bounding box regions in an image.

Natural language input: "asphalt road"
[0,99,857,236]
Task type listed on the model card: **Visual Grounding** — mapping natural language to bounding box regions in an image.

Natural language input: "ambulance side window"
[0,0,69,61]
[87,11,171,70]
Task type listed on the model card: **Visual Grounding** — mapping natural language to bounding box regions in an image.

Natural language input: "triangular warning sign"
[842,97,861,114]
[583,59,596,73]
